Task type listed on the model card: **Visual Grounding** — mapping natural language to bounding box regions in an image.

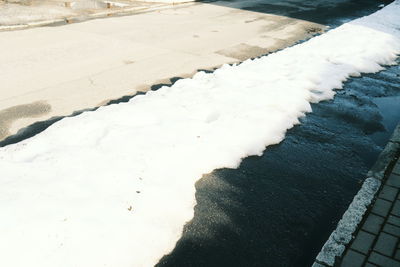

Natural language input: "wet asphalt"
[0,1,397,266]
[156,1,399,266]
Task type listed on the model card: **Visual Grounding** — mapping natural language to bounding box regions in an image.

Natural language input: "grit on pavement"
[0,0,324,141]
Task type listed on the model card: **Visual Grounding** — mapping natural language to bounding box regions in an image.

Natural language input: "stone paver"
[393,163,400,175]
[387,215,400,227]
[368,252,400,267]
[392,200,400,217]
[315,127,400,267]
[379,186,399,202]
[371,198,393,217]
[336,158,400,267]
[383,223,400,236]
[362,214,385,234]
[341,249,366,267]
[373,232,398,256]
[395,250,400,261]
[387,173,400,188]
[351,231,375,254]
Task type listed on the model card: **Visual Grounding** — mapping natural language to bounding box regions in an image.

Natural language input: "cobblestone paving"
[314,124,400,267]
[338,158,400,267]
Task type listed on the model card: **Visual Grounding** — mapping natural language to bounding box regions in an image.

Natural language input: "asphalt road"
[0,1,324,142]
[207,0,383,26]
[0,1,397,266]
[156,1,400,266]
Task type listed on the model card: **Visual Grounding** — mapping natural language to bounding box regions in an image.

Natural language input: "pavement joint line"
[371,249,400,262]
[362,228,379,236]
[350,247,369,256]
[394,239,400,258]
[361,247,372,266]
[314,259,330,267]
[388,213,400,219]
[362,215,388,264]
[370,211,386,219]
[370,170,400,259]
[382,229,400,239]
[385,184,400,190]
[390,189,400,258]
[0,2,196,32]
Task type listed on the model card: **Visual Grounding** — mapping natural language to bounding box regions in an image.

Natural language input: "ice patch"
[1,1,400,267]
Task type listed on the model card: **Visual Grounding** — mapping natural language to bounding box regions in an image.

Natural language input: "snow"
[1,1,400,267]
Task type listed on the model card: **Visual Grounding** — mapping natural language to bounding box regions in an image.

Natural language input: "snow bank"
[1,2,399,267]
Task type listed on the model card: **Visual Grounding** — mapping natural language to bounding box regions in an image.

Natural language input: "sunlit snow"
[0,1,399,267]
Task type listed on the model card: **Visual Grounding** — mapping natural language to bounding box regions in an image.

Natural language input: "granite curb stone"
[313,123,400,266]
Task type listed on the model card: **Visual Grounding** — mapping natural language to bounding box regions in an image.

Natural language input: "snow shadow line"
[0,75,195,148]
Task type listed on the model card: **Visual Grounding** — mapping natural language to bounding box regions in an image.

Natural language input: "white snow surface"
[1,2,400,267]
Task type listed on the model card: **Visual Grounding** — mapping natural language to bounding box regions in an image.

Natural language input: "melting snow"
[0,1,399,267]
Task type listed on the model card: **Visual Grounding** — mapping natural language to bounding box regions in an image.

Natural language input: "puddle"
[371,96,400,146]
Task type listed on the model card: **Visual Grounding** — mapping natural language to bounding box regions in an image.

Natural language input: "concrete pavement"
[0,1,324,142]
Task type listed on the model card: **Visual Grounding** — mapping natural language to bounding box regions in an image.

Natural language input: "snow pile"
[1,2,399,267]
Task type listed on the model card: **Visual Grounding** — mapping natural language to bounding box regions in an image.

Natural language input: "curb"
[0,2,195,32]
[313,123,400,266]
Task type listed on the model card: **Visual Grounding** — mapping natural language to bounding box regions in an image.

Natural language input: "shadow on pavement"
[201,0,387,27]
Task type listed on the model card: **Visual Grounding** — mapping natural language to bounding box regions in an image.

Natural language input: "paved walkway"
[337,129,400,267]
[0,0,173,31]
[314,124,400,267]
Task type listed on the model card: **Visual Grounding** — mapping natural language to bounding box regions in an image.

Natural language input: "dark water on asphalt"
[157,1,400,266]
[157,58,400,267]
[0,1,395,266]
[207,0,383,27]
[371,96,400,146]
